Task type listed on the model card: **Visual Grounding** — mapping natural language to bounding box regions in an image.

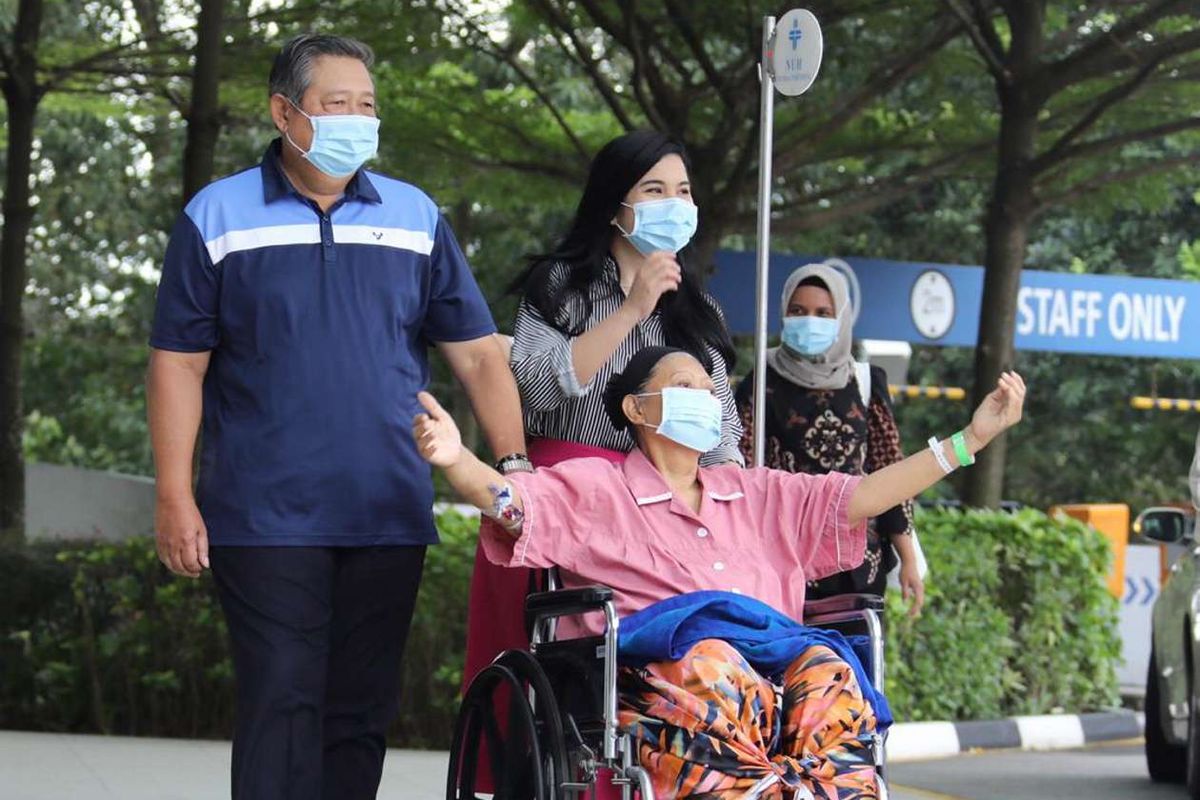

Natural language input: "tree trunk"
[181,0,226,204]
[964,1,1044,508]
[965,123,1035,507]
[689,217,723,279]
[0,0,45,543]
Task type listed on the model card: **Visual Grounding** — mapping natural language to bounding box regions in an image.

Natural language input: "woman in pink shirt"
[415,346,1025,799]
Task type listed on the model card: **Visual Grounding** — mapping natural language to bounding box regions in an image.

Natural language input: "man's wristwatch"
[494,453,534,475]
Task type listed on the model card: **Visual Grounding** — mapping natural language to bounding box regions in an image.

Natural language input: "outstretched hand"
[967,371,1026,447]
[413,391,462,468]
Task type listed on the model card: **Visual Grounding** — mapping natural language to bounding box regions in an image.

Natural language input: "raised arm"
[847,372,1026,524]
[413,392,525,534]
[509,297,617,412]
[512,254,682,410]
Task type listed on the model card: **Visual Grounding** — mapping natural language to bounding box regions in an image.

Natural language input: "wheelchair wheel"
[447,650,569,800]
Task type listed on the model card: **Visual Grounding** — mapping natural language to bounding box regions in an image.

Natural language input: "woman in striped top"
[509,131,743,464]
[463,131,743,701]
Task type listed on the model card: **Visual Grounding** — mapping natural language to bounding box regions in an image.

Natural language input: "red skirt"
[462,438,626,690]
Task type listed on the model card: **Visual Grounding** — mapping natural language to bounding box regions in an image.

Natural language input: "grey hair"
[268,34,375,103]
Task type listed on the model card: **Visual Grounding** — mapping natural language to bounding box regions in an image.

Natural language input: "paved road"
[0,731,1178,799]
[889,742,1182,800]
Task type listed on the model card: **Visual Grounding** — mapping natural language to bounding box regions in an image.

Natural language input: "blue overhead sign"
[709,250,1200,359]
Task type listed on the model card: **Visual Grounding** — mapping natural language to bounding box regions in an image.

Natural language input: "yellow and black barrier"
[1130,396,1200,412]
[888,384,967,401]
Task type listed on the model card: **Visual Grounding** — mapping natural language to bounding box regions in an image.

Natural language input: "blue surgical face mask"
[782,315,840,357]
[637,386,722,453]
[616,198,698,254]
[286,99,380,178]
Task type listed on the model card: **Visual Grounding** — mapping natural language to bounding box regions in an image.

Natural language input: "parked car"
[1142,505,1200,794]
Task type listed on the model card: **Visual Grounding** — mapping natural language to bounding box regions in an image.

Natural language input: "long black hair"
[509,130,736,373]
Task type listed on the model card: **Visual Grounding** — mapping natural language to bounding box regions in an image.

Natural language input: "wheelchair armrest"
[524,585,614,630]
[803,593,884,622]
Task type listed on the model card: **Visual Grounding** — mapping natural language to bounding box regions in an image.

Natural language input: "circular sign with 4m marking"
[770,9,823,97]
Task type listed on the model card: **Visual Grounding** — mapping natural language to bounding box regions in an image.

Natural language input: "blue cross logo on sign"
[789,18,803,49]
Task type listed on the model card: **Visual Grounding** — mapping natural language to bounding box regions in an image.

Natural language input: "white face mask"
[635,387,723,453]
[615,198,699,254]
[284,98,380,178]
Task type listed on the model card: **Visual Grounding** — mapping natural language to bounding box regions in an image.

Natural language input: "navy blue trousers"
[210,545,426,800]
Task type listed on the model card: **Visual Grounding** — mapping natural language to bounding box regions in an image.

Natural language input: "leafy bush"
[1,507,1120,746]
[0,538,234,737]
[0,512,480,747]
[392,509,477,747]
[885,507,1120,720]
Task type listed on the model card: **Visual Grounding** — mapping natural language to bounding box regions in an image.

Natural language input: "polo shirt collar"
[260,138,383,206]
[621,448,746,508]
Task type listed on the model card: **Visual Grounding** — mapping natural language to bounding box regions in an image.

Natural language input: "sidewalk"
[0,721,1143,800]
[0,731,446,800]
[3,730,955,799]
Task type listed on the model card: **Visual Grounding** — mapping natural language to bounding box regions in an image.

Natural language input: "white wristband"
[928,436,954,475]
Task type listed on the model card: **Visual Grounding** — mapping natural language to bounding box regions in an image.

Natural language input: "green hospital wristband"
[951,430,975,467]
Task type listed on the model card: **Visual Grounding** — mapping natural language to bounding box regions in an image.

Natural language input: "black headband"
[603,346,687,432]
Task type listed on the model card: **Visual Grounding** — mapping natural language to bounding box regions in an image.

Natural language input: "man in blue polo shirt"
[146,34,527,799]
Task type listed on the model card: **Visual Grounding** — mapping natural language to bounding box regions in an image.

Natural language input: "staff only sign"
[1015,276,1187,350]
[709,250,1200,359]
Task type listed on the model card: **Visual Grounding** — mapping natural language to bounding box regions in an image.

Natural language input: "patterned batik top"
[735,363,913,597]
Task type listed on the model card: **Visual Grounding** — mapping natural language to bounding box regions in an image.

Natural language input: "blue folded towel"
[618,590,892,730]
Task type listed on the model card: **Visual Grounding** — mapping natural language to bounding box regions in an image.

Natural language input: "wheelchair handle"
[524,585,615,630]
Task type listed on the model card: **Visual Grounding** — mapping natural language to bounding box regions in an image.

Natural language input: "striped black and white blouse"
[510,258,744,466]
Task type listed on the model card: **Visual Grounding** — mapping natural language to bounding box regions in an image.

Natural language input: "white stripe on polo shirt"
[332,225,435,255]
[206,224,321,265]
[205,224,435,265]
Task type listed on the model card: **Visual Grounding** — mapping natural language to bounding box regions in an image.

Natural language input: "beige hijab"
[767,261,858,390]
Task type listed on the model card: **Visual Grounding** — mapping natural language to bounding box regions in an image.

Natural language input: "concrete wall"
[23,464,478,543]
[25,462,156,542]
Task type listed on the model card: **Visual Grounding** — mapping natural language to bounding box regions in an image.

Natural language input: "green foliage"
[392,509,477,747]
[0,511,480,747]
[1181,240,1200,281]
[3,508,1120,742]
[768,183,1200,511]
[885,507,1120,720]
[883,513,1017,721]
[14,2,1200,511]
[0,538,233,736]
[894,344,1200,511]
[22,331,153,476]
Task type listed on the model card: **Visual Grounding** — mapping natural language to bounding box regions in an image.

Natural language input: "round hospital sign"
[910,270,956,340]
[770,9,823,97]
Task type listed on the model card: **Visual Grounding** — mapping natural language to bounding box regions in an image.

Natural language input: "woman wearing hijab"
[462,131,744,691]
[735,262,926,616]
[416,345,1025,798]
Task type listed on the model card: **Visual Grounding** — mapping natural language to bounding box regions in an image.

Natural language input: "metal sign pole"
[752,15,777,469]
[751,9,822,468]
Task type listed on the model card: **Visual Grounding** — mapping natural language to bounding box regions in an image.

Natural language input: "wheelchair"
[446,574,889,800]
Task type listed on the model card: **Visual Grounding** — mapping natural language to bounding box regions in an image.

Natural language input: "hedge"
[0,511,478,748]
[885,507,1120,720]
[0,507,1119,746]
